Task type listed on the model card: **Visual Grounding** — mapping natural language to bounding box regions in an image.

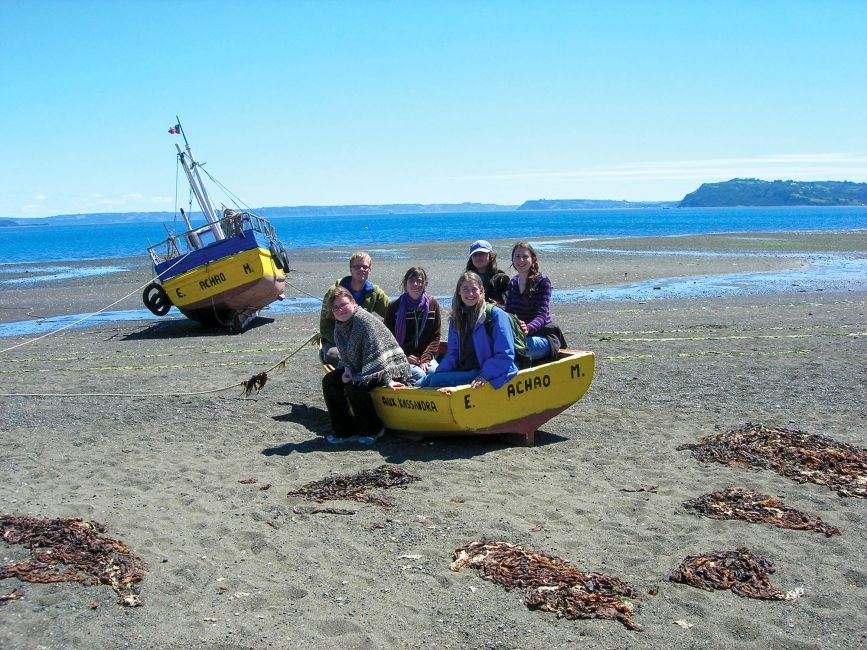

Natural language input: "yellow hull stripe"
[161,247,284,308]
[372,351,595,432]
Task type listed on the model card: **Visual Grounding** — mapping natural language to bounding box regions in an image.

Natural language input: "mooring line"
[0,334,317,398]
[0,252,193,355]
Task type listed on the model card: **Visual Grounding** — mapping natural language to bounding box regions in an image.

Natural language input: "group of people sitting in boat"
[318,240,566,444]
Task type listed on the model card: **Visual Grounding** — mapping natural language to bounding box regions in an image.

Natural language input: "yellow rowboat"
[372,348,595,446]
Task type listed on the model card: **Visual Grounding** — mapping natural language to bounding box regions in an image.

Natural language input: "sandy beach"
[1,232,865,649]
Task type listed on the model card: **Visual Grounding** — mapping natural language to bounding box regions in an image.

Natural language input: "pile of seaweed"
[287,464,420,507]
[451,541,642,631]
[668,547,801,601]
[682,487,840,536]
[0,514,144,606]
[677,423,867,498]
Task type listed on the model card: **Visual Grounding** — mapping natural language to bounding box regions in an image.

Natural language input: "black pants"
[320,341,341,367]
[321,368,383,437]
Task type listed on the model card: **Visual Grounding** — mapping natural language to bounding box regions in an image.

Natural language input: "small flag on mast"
[168,124,181,135]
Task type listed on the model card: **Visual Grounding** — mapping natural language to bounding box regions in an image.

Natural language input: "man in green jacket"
[319,251,390,365]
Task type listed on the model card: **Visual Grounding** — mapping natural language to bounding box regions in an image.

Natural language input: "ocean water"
[1,206,866,265]
[1,206,865,337]
[3,251,865,340]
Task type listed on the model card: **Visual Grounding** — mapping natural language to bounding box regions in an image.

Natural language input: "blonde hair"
[451,271,485,333]
[349,252,372,268]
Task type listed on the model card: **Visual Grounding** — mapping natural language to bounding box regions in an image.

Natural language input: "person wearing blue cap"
[465,240,509,306]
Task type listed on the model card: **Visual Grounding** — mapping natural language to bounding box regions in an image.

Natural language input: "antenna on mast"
[173,117,224,240]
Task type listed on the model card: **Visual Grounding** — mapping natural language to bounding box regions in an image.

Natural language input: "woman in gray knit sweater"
[322,287,413,445]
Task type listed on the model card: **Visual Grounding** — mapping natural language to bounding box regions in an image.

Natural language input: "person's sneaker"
[357,428,386,445]
[326,433,363,445]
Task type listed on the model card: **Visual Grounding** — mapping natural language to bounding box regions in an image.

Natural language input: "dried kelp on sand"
[287,464,420,507]
[0,514,145,606]
[668,547,801,600]
[677,423,867,498]
[682,487,840,536]
[451,541,642,631]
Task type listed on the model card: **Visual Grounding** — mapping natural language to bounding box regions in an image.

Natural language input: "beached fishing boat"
[142,121,289,332]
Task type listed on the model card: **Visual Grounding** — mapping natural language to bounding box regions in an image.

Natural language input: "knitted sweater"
[319,277,390,344]
[334,307,413,387]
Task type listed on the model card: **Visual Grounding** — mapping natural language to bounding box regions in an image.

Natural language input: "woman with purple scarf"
[384,267,442,383]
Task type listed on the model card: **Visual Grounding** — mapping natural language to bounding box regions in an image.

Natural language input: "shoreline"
[1,231,866,648]
[1,232,866,330]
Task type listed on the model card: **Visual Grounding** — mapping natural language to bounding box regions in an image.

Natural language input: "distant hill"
[254,202,515,218]
[5,203,516,226]
[518,199,678,210]
[679,178,867,207]
[7,211,175,226]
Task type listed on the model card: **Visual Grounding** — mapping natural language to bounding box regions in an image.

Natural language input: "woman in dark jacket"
[384,267,442,383]
[465,240,510,306]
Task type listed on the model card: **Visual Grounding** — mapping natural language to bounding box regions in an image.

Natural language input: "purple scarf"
[395,292,430,349]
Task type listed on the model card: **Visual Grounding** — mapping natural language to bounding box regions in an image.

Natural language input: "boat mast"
[174,118,224,241]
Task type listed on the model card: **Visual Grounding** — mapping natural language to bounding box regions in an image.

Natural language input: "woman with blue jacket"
[418,271,518,390]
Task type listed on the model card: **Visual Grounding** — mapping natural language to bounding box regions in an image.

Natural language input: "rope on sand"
[0,333,318,399]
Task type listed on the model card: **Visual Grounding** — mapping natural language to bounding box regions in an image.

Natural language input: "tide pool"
[2,254,865,338]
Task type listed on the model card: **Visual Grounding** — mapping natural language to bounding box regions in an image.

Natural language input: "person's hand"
[341,369,352,383]
[470,376,487,388]
[418,361,429,372]
[407,355,420,365]
[436,387,453,395]
[387,380,406,389]
[518,319,529,334]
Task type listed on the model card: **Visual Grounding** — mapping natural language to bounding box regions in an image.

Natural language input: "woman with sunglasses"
[321,287,413,445]
[319,251,390,366]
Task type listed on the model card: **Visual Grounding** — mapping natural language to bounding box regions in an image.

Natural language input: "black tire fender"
[143,282,172,316]
[270,244,284,270]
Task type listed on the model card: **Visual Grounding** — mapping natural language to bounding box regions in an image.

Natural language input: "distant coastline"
[4,178,866,226]
[517,199,677,210]
[1,203,516,227]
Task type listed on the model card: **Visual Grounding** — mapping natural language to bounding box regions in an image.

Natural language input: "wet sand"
[1,232,866,649]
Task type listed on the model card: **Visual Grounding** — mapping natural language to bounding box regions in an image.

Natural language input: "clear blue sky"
[2,0,866,218]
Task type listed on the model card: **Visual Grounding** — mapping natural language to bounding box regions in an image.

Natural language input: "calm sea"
[1,206,866,265]
[1,206,866,337]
